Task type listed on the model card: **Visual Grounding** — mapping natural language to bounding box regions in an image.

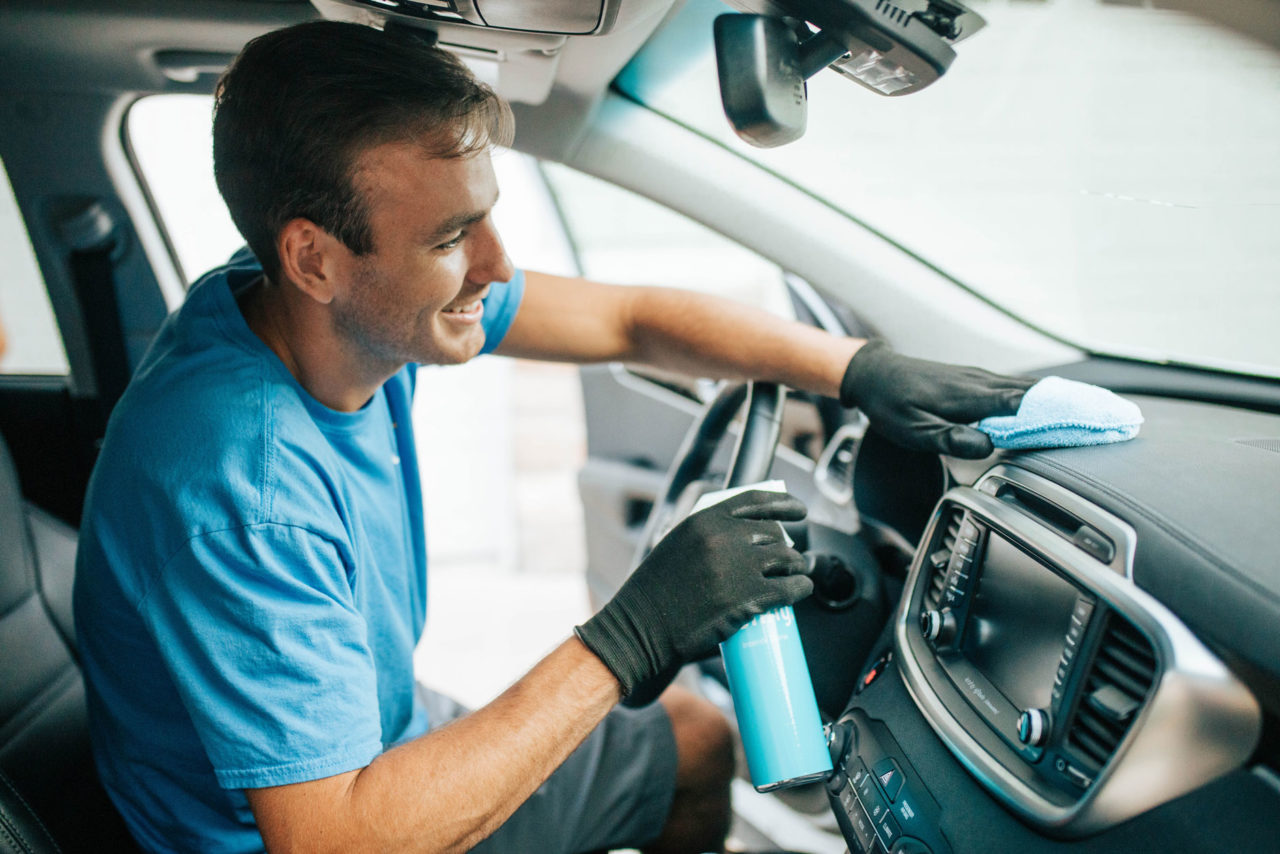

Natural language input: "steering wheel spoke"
[633,381,787,567]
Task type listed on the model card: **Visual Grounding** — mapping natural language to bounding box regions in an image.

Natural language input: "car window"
[127,95,582,286]
[542,161,795,320]
[0,156,69,375]
[618,0,1280,378]
[543,162,828,458]
[127,95,245,283]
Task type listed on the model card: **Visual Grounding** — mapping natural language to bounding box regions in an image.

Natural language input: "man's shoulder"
[86,265,342,550]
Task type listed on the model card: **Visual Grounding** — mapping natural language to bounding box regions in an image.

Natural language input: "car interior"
[1,1,1278,852]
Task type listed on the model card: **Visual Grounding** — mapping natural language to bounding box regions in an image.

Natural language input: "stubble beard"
[332,259,480,371]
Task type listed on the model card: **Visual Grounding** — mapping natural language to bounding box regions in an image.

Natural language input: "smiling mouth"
[440,290,487,323]
[442,299,483,315]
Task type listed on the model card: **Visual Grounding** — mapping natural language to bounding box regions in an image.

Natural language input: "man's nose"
[467,218,515,284]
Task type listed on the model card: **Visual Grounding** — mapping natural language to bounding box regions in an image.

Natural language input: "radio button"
[860,784,891,826]
[848,798,879,852]
[1017,708,1051,747]
[920,609,958,646]
[959,518,980,540]
[876,811,903,848]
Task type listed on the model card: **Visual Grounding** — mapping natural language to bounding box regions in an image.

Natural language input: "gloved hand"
[575,489,812,705]
[840,340,1036,459]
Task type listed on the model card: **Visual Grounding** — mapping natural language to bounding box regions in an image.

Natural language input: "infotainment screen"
[962,533,1080,711]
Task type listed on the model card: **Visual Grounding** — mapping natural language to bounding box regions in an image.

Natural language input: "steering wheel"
[633,381,786,567]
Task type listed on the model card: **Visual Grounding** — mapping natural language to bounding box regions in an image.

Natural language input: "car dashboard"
[803,393,1280,853]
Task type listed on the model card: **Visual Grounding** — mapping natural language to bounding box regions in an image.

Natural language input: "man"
[74,20,1032,854]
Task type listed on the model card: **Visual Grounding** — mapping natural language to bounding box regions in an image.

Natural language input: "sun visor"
[312,0,625,104]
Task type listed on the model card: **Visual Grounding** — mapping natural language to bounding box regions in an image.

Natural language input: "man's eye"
[437,232,465,250]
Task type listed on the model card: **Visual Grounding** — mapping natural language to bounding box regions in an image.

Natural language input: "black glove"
[575,490,812,705]
[840,340,1036,459]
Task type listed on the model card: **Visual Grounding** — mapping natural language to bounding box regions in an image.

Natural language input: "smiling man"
[73,20,1032,854]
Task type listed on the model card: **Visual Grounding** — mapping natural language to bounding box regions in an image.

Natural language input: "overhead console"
[317,0,621,34]
[828,465,1260,846]
[311,0,629,103]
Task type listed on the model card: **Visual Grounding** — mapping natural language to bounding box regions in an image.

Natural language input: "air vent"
[815,422,864,506]
[925,508,962,609]
[1066,614,1157,771]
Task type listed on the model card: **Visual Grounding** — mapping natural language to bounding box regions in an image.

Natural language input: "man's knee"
[659,685,734,793]
[642,685,735,854]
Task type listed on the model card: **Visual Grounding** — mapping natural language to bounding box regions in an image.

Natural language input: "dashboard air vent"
[1066,614,1157,771]
[925,508,962,609]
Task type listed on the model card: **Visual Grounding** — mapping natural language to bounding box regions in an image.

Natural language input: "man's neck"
[238,278,398,413]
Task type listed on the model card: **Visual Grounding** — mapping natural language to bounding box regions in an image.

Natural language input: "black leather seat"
[0,432,138,853]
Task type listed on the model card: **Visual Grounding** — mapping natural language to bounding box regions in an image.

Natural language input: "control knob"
[919,608,957,646]
[1017,707,1051,747]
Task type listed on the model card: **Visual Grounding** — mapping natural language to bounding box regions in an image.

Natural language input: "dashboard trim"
[894,465,1262,836]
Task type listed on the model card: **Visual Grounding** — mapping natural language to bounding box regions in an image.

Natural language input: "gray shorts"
[417,686,678,853]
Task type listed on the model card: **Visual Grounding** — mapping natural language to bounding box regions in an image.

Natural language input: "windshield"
[618,0,1280,378]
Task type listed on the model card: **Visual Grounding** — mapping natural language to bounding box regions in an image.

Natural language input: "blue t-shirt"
[73,251,524,853]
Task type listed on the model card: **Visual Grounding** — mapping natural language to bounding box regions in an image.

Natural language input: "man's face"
[329,141,514,368]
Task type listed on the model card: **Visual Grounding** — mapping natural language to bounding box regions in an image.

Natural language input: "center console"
[823,465,1259,851]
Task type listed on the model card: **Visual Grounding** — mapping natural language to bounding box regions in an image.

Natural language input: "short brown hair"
[213,20,513,283]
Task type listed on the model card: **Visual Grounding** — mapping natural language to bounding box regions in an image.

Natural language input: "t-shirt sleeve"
[479,269,525,355]
[139,523,384,790]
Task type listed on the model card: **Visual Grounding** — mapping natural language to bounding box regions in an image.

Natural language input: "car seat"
[0,431,138,853]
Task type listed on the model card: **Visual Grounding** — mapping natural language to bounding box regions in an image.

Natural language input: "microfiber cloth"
[977,376,1143,450]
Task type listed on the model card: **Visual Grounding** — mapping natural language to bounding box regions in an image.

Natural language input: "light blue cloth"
[977,376,1143,450]
[74,249,524,853]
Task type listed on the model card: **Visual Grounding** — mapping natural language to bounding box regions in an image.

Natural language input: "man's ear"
[275,218,344,305]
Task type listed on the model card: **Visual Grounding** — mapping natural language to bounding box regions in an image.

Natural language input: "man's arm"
[494,271,1035,458]
[247,638,619,854]
[493,272,863,399]
[247,490,810,854]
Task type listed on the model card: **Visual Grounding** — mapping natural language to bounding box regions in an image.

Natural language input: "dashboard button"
[960,519,980,540]
[849,799,878,852]
[864,790,891,825]
[1017,708,1050,747]
[857,771,892,825]
[876,810,903,849]
[872,758,904,801]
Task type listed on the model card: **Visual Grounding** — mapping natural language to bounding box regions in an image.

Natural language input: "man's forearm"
[495,273,863,397]
[624,286,864,399]
[248,637,621,854]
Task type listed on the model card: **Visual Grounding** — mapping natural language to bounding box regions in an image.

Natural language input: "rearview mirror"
[713,15,808,148]
[715,2,987,148]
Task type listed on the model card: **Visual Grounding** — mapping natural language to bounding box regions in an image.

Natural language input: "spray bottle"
[693,480,832,791]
